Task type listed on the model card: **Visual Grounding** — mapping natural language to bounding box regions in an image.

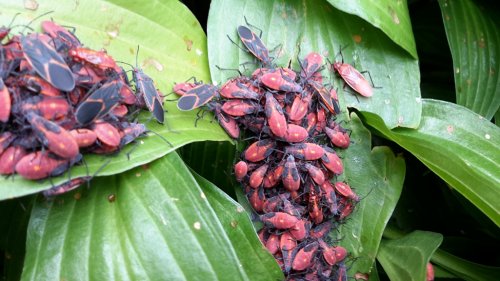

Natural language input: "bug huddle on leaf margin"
[173,17,379,281]
[0,13,171,197]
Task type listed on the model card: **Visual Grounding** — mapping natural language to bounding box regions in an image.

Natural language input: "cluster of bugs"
[0,13,170,196]
[173,17,378,281]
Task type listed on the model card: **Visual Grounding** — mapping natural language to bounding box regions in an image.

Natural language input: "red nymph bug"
[203,103,240,138]
[299,52,323,80]
[0,78,11,122]
[304,163,325,185]
[265,92,287,137]
[289,219,307,240]
[324,125,348,149]
[27,112,79,158]
[339,202,354,220]
[318,239,336,265]
[249,188,265,212]
[330,45,381,98]
[75,80,122,125]
[334,181,359,201]
[260,70,301,92]
[249,164,268,188]
[15,151,60,180]
[172,82,198,96]
[0,13,21,40]
[310,220,333,240]
[263,168,280,188]
[321,146,344,175]
[20,96,70,120]
[280,232,296,270]
[69,128,97,148]
[69,48,117,69]
[263,196,280,213]
[41,20,82,49]
[320,181,337,215]
[19,35,75,92]
[282,155,300,191]
[234,160,248,182]
[112,104,128,116]
[43,178,85,197]
[266,233,279,254]
[0,146,27,175]
[260,212,298,229]
[282,124,308,143]
[308,183,323,224]
[427,263,435,281]
[289,91,312,121]
[244,139,275,162]
[257,226,270,245]
[92,122,121,147]
[71,64,106,85]
[292,241,318,271]
[222,99,260,116]
[177,83,218,112]
[286,143,324,161]
[333,262,348,281]
[332,246,347,262]
[220,79,260,100]
[17,74,61,97]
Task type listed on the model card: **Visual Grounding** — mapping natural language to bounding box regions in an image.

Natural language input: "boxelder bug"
[177,83,218,111]
[260,212,298,229]
[75,80,122,125]
[0,78,11,122]
[19,35,75,92]
[69,48,117,69]
[230,17,272,66]
[265,92,287,137]
[292,241,318,271]
[244,139,275,162]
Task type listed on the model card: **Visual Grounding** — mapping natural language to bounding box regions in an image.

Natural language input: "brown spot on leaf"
[355,272,370,280]
[105,18,122,39]
[231,220,238,227]
[282,12,287,18]
[141,57,164,72]
[354,35,362,42]
[458,87,462,93]
[490,69,495,75]
[467,79,470,85]
[141,164,150,171]
[108,194,115,203]
[446,13,450,20]
[237,206,245,212]
[478,41,485,47]
[101,7,107,12]
[192,22,198,27]
[74,192,82,200]
[447,126,453,133]
[190,58,197,66]
[183,36,193,51]
[24,0,38,10]
[388,6,400,24]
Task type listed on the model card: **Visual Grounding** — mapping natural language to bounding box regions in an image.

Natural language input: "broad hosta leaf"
[0,196,34,281]
[189,168,283,281]
[338,113,405,276]
[438,0,500,120]
[377,231,443,281]
[207,0,421,129]
[358,99,500,226]
[384,226,500,281]
[22,152,249,281]
[0,1,229,200]
[327,0,418,59]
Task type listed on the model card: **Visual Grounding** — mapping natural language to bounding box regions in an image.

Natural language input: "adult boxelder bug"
[75,80,122,125]
[19,35,75,92]
[232,17,271,65]
[177,84,218,112]
[260,212,298,229]
[292,241,318,271]
[244,139,275,162]
[0,78,11,122]
[282,155,300,191]
[331,45,381,98]
[27,112,79,158]
[309,80,340,115]
[265,92,287,137]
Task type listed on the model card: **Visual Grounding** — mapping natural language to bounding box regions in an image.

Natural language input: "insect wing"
[20,36,75,92]
[137,72,164,123]
[177,84,217,111]
[237,26,270,65]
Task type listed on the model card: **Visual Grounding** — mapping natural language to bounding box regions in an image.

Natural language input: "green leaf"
[495,108,500,127]
[327,0,418,59]
[433,264,458,279]
[189,168,284,281]
[22,152,249,281]
[0,196,34,281]
[377,231,443,281]
[384,226,500,281]
[438,0,500,120]
[0,1,230,200]
[358,99,500,227]
[337,113,405,276]
[207,0,422,129]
